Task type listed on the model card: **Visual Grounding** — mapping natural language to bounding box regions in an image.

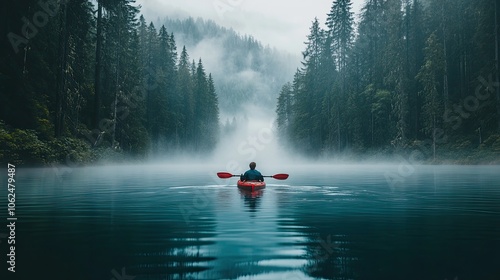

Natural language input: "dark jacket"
[241,169,264,181]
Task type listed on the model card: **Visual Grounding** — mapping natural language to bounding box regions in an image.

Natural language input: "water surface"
[1,164,499,280]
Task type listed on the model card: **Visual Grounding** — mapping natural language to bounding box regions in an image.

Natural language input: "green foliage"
[0,121,96,165]
[326,0,355,71]
[416,32,445,136]
[0,0,221,165]
[161,17,296,114]
[276,0,500,162]
[49,137,93,164]
[276,82,293,135]
[0,122,51,165]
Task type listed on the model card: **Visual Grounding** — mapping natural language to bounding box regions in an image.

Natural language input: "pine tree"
[326,0,354,73]
[417,32,445,160]
[157,25,174,142]
[0,0,223,164]
[291,18,325,153]
[92,0,106,132]
[355,0,385,88]
[406,0,426,139]
[496,0,500,132]
[54,0,69,137]
[276,82,293,139]
[319,34,338,151]
[384,0,409,146]
[204,74,220,150]
[193,59,208,150]
[177,46,194,146]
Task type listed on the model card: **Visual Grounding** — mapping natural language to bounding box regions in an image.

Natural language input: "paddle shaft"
[222,175,271,177]
[217,172,288,180]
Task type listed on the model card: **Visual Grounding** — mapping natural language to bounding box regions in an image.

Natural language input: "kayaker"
[241,162,264,182]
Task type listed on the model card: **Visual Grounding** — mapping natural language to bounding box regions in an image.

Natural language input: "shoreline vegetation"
[275,0,500,160]
[2,1,499,167]
[2,120,498,167]
[2,2,220,169]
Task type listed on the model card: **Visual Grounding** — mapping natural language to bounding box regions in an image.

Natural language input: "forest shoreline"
[349,149,500,165]
[2,115,498,168]
[6,145,499,168]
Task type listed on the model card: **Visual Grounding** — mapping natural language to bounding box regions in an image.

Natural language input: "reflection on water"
[1,165,499,280]
[239,189,264,214]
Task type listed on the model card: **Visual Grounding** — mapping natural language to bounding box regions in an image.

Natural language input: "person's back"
[241,162,264,182]
[243,169,263,181]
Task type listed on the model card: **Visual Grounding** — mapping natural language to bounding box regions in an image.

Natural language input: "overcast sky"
[136,0,365,55]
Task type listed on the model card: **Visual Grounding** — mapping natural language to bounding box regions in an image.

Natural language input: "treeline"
[161,17,297,113]
[276,0,500,161]
[0,0,219,165]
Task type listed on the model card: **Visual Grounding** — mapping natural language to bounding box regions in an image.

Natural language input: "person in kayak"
[241,162,264,182]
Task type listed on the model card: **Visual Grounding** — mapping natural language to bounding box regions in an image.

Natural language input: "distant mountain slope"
[159,17,298,116]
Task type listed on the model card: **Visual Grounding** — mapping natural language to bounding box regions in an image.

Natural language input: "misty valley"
[1,0,499,279]
[2,0,499,165]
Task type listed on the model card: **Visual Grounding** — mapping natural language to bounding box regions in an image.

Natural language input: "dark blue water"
[1,164,499,280]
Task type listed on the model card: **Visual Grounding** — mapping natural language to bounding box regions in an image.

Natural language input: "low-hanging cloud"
[137,0,365,55]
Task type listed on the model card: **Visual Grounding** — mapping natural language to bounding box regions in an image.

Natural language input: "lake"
[1,164,499,280]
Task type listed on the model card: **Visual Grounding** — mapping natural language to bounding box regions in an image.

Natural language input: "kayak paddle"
[217,172,289,180]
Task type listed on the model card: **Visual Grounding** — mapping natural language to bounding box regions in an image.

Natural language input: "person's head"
[249,162,256,170]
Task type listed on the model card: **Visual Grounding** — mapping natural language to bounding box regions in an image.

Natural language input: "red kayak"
[237,180,266,191]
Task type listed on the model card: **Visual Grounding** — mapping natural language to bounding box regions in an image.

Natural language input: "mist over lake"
[1,0,500,279]
[1,164,498,279]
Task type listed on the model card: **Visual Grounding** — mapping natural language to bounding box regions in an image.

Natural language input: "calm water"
[1,164,499,280]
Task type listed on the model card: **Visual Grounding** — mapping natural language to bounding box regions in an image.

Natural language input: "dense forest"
[157,17,297,114]
[2,0,499,165]
[1,0,219,165]
[276,0,500,162]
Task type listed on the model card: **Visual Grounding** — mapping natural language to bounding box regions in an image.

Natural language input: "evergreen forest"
[276,0,500,162]
[1,0,499,165]
[1,0,220,165]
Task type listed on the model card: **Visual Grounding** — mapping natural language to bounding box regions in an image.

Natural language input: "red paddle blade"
[217,172,234,179]
[272,173,289,180]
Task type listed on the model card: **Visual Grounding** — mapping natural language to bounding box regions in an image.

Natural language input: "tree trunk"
[495,0,500,131]
[55,1,68,137]
[112,8,121,148]
[441,1,449,112]
[371,111,374,146]
[432,115,436,161]
[93,1,103,129]
[112,63,119,148]
[337,110,341,151]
